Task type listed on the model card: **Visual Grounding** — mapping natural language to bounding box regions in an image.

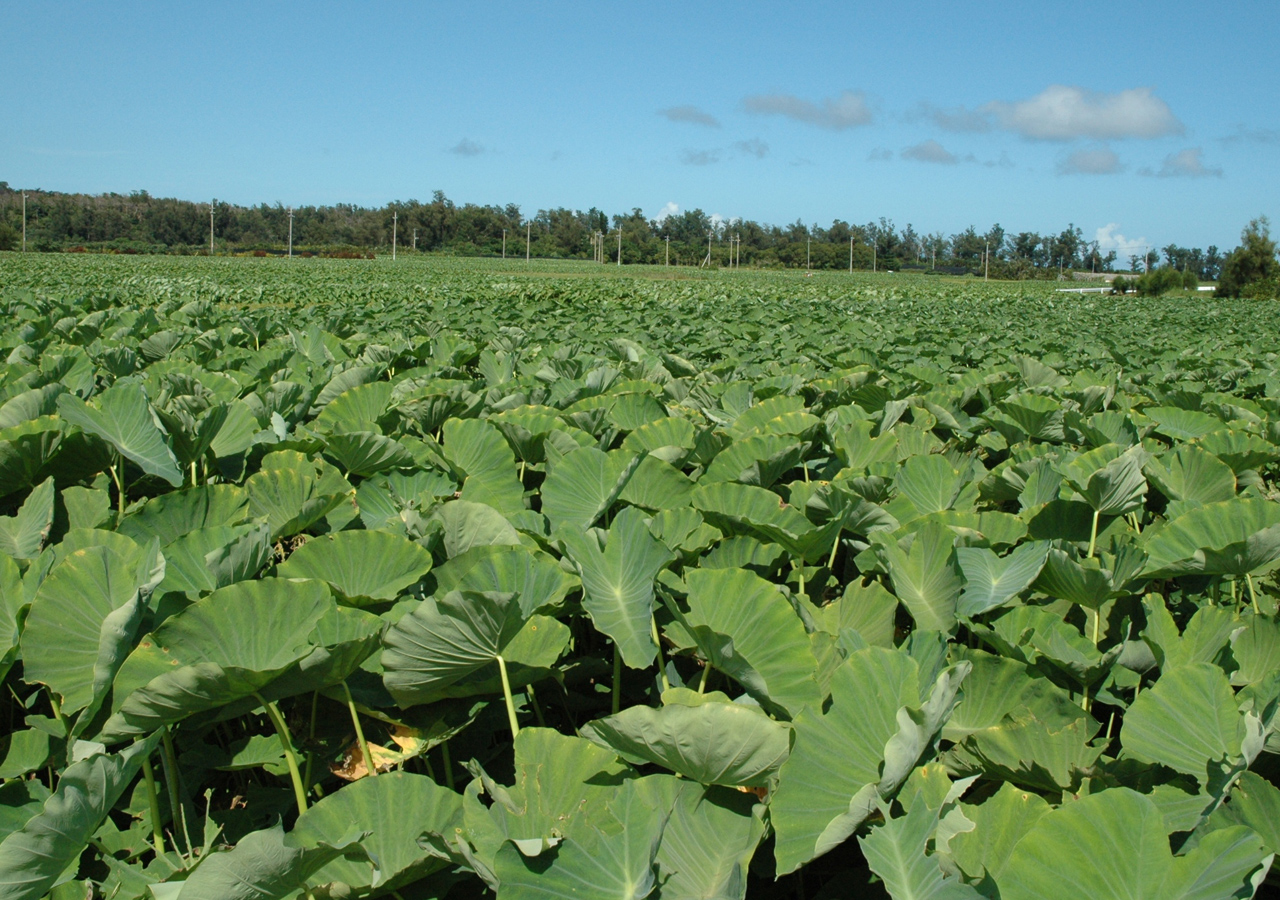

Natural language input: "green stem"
[651,617,669,693]
[1087,509,1100,559]
[611,644,622,715]
[1092,607,1101,647]
[496,655,521,738]
[698,661,712,694]
[142,757,165,856]
[160,728,188,856]
[304,691,317,795]
[257,695,308,815]
[1246,573,1260,615]
[527,682,547,728]
[109,460,126,521]
[341,682,377,778]
[827,531,841,573]
[47,693,69,739]
[439,740,455,791]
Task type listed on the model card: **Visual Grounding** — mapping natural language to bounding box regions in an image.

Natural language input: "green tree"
[0,222,17,251]
[1216,217,1279,298]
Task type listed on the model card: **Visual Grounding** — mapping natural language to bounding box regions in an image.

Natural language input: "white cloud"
[653,202,680,223]
[983,85,1183,141]
[660,106,720,127]
[743,90,873,130]
[1147,147,1223,178]
[1095,224,1148,257]
[680,148,720,166]
[733,138,769,158]
[1219,125,1280,146]
[449,138,485,157]
[901,139,958,164]
[1057,147,1123,175]
[868,147,893,162]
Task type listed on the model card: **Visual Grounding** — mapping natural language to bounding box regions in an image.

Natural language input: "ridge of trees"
[0,182,1231,279]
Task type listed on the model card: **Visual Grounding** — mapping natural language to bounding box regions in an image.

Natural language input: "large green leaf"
[1121,662,1246,784]
[381,590,527,706]
[876,520,964,634]
[692,482,838,563]
[542,446,641,532]
[770,647,969,874]
[434,499,522,559]
[246,465,347,540]
[57,383,183,486]
[494,778,665,900]
[998,788,1270,900]
[431,544,578,616]
[580,691,790,787]
[955,541,1050,618]
[949,781,1051,884]
[557,506,674,669]
[1142,498,1280,578]
[680,566,821,718]
[100,578,333,740]
[0,477,54,560]
[858,789,983,900]
[276,529,433,605]
[116,483,250,546]
[0,736,159,900]
[174,819,369,900]
[21,536,163,717]
[443,417,526,516]
[644,779,764,900]
[1059,443,1149,516]
[290,771,461,893]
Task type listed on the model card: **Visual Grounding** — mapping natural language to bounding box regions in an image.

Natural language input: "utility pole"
[617,226,621,267]
[392,212,397,261]
[873,242,876,273]
[502,228,506,259]
[526,223,530,261]
[849,236,853,273]
[665,235,669,266]
[984,240,989,282]
[806,237,811,271]
[706,232,712,268]
[209,201,215,256]
[21,192,27,253]
[288,207,294,258]
[413,228,418,252]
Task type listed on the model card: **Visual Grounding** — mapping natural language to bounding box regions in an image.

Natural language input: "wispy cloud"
[1057,147,1123,175]
[733,138,769,159]
[1142,147,1223,178]
[680,148,721,166]
[660,105,720,128]
[868,147,893,162]
[901,139,958,164]
[984,85,1183,141]
[912,102,992,133]
[743,90,873,130]
[449,138,485,157]
[1218,125,1280,146]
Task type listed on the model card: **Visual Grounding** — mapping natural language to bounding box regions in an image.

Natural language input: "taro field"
[1,253,1280,900]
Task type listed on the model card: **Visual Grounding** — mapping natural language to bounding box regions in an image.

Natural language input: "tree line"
[0,181,1232,281]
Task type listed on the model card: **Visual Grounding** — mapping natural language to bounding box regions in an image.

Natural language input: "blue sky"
[4,1,1277,254]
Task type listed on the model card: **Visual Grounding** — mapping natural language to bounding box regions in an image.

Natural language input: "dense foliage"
[0,183,1230,277]
[1,254,1279,899]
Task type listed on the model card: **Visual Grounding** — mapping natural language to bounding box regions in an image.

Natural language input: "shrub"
[1111,275,1130,294]
[1134,267,1184,296]
[1216,217,1279,297]
[1181,267,1198,290]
